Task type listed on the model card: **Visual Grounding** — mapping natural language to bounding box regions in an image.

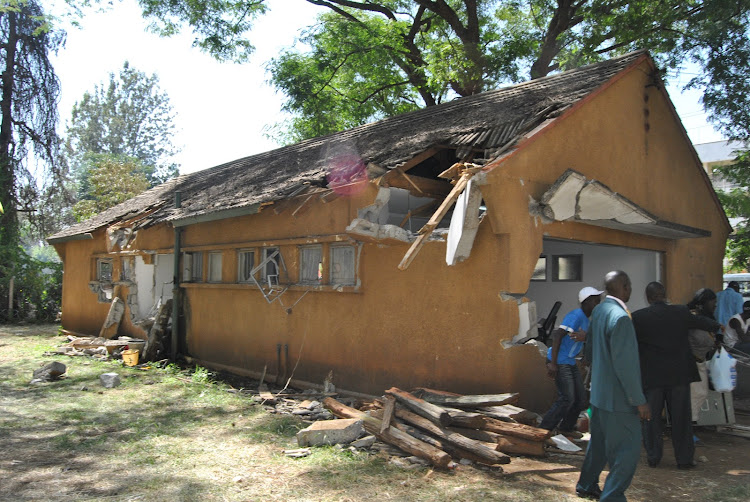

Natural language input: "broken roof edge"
[540,168,712,239]
[170,202,263,228]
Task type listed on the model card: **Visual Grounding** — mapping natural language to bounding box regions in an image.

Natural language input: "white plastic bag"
[707,347,737,392]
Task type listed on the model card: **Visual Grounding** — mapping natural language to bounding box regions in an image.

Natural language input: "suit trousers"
[642,385,694,466]
[577,406,642,502]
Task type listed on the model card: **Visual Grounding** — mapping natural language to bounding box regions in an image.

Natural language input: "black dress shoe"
[677,460,698,469]
[576,485,602,499]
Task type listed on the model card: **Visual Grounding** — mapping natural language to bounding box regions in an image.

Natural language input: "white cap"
[579,287,604,303]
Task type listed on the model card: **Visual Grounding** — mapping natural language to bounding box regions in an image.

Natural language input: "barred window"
[330,245,356,286]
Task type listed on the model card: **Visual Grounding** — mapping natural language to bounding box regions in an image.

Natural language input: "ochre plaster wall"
[481,59,729,305]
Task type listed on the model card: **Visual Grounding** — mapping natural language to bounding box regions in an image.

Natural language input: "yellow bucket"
[122,349,140,367]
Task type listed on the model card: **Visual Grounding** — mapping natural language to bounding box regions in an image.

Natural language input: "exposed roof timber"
[395,146,444,172]
[540,170,710,239]
[380,171,452,199]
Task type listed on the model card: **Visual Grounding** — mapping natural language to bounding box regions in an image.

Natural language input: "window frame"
[96,258,114,283]
[551,254,583,282]
[531,255,547,282]
[299,245,323,285]
[237,248,256,284]
[330,244,357,286]
[261,247,280,286]
[207,251,223,283]
[183,251,204,283]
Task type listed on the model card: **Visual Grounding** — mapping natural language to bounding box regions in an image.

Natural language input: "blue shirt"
[547,308,589,365]
[715,287,743,327]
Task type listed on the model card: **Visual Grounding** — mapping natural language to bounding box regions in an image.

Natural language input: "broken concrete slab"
[346,218,410,244]
[296,418,365,447]
[99,373,121,388]
[31,361,67,382]
[446,179,484,265]
[351,435,377,449]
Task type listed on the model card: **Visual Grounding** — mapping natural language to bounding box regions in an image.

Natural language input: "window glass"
[261,247,280,285]
[300,246,323,284]
[97,259,113,282]
[553,255,582,282]
[208,252,223,282]
[330,246,356,286]
[183,252,204,282]
[238,249,255,283]
[531,256,547,281]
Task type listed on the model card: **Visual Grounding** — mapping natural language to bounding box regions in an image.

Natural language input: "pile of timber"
[46,335,146,360]
[323,387,551,470]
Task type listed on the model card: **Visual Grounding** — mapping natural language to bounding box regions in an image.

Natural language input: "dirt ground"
[2,324,750,501]
[501,415,750,501]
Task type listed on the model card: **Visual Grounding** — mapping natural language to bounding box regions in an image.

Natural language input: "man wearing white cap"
[539,286,603,436]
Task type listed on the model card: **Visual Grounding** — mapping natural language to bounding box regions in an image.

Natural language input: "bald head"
[605,270,632,303]
[645,281,666,304]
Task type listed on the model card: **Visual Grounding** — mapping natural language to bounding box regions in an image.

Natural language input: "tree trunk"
[0,11,18,245]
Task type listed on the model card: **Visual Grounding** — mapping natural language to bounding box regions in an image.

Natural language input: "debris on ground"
[31,361,67,383]
[100,372,121,388]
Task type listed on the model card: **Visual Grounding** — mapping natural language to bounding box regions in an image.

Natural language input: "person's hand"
[571,329,586,342]
[546,361,558,379]
[637,403,651,421]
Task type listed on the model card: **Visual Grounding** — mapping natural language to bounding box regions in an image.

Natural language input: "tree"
[65,61,180,187]
[0,0,64,249]
[131,1,750,142]
[71,154,150,222]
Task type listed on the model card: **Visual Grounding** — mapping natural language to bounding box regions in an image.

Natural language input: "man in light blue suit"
[576,271,651,501]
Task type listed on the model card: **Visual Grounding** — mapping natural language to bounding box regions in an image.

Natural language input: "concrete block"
[296,418,364,447]
[100,372,121,388]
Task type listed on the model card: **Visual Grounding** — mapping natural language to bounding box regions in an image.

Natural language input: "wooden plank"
[319,190,339,203]
[398,147,442,172]
[421,392,520,408]
[396,168,424,194]
[479,416,552,442]
[380,171,452,199]
[449,426,547,457]
[322,397,453,469]
[398,171,473,270]
[380,395,397,434]
[386,387,452,427]
[399,422,506,468]
[394,406,510,465]
[292,194,316,218]
[479,405,539,425]
[445,409,487,429]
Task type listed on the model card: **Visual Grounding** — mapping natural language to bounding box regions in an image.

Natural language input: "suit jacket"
[585,297,646,413]
[632,302,719,389]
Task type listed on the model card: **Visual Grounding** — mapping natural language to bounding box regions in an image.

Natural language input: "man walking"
[540,286,602,437]
[632,282,720,469]
[576,271,650,501]
[715,281,743,328]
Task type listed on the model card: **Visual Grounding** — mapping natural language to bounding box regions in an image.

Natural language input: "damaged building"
[47,51,729,412]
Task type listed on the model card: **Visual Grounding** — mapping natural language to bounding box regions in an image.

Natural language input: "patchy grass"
[2,324,750,501]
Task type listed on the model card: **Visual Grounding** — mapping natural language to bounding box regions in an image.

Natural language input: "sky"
[50,0,725,176]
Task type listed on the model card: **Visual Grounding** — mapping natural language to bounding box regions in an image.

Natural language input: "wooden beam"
[394,406,510,465]
[322,397,453,469]
[398,146,442,173]
[386,387,452,426]
[380,395,396,434]
[398,170,473,270]
[292,194,316,218]
[396,168,424,194]
[420,392,520,408]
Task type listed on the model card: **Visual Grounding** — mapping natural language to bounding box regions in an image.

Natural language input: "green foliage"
[71,154,150,222]
[127,1,750,143]
[65,61,180,188]
[718,150,750,270]
[0,244,62,322]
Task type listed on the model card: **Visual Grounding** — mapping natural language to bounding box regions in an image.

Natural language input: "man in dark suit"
[576,271,650,501]
[632,281,720,469]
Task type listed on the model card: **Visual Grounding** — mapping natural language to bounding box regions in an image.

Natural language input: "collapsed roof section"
[538,169,711,239]
[48,51,650,244]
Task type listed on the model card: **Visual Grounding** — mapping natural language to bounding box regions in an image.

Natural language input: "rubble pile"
[256,385,579,470]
